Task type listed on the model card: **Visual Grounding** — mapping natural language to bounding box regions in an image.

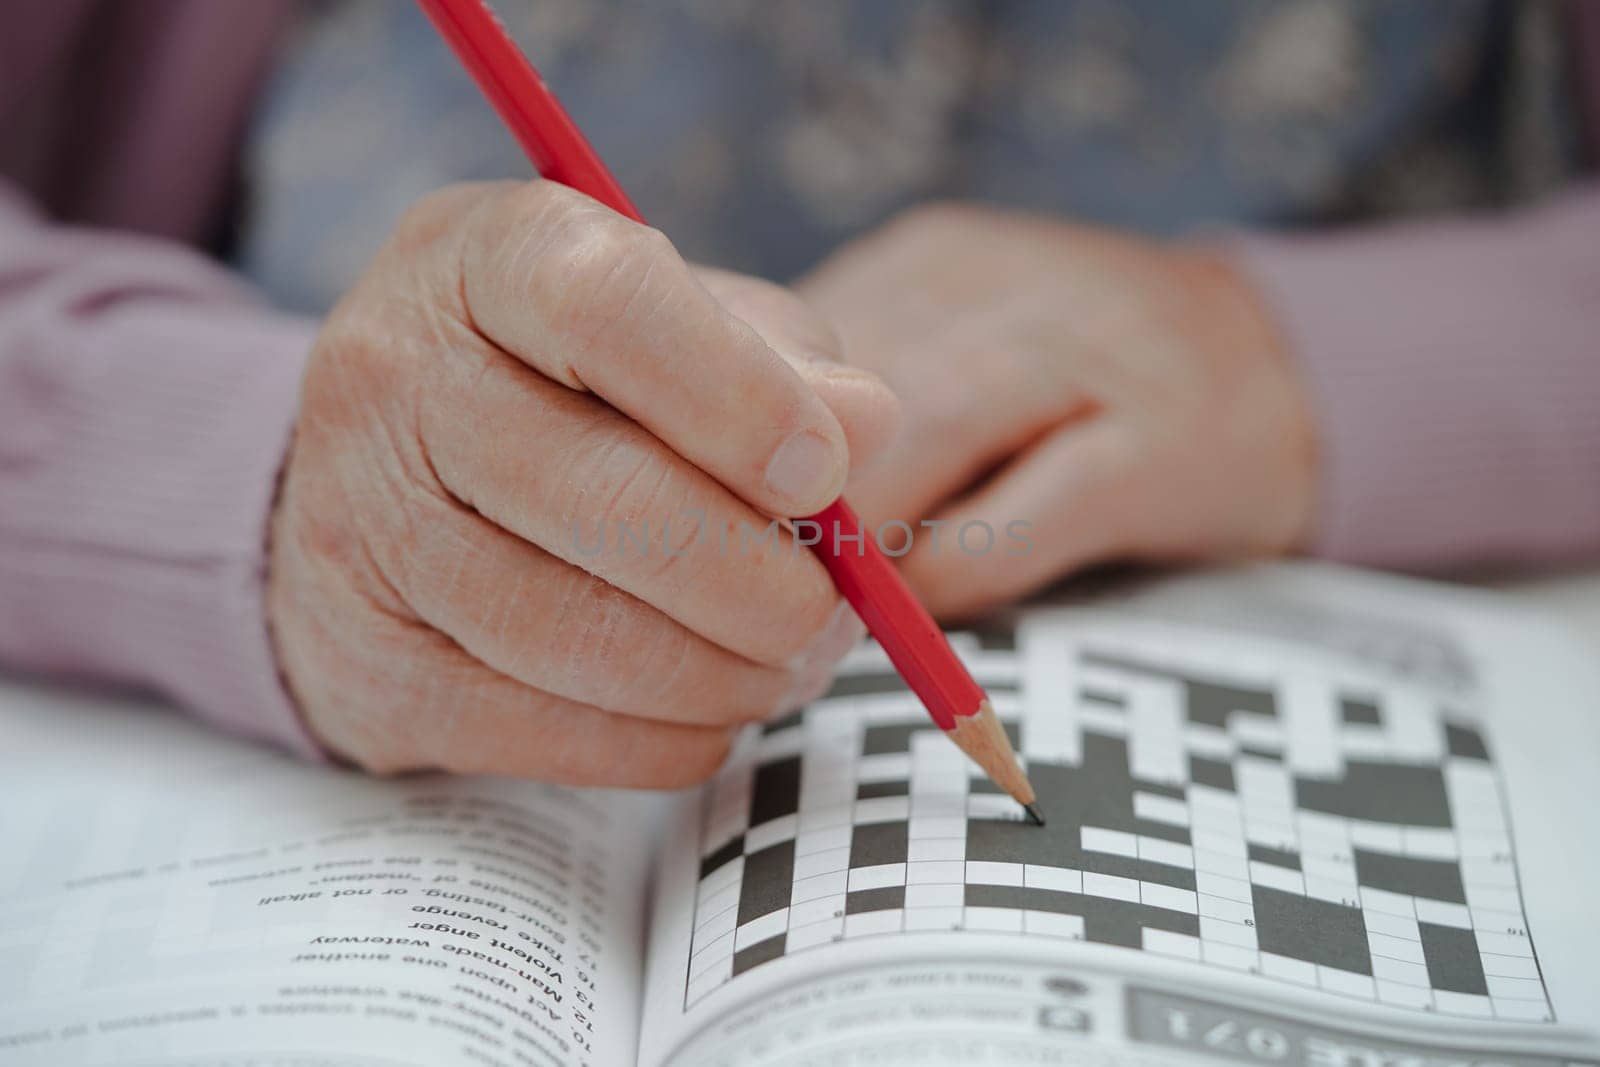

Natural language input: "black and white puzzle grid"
[685,611,1551,1021]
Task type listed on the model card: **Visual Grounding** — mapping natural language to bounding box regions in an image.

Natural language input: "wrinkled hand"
[800,204,1316,619]
[268,181,897,785]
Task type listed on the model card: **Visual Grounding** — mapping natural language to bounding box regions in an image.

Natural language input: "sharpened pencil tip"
[1023,803,1046,827]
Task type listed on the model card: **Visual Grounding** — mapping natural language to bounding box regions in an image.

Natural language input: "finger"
[387,484,821,726]
[416,341,845,669]
[459,181,850,517]
[697,268,903,472]
[835,316,1099,536]
[898,418,1154,619]
[318,620,740,787]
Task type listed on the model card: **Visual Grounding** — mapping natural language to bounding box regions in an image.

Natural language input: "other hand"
[800,203,1316,619]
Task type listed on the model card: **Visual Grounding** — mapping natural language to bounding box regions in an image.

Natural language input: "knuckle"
[553,223,674,361]
[485,177,590,237]
[479,183,680,375]
[538,222,674,364]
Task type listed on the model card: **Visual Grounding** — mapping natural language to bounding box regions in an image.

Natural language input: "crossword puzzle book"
[3,564,1599,1066]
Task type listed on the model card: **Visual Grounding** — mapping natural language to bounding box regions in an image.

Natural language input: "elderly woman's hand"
[803,203,1317,619]
[267,181,898,785]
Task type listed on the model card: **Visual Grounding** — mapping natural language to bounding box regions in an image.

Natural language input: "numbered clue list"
[0,781,647,1067]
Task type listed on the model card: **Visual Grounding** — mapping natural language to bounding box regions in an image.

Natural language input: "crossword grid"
[684,618,1551,1021]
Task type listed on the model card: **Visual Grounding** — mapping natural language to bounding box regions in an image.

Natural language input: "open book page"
[0,684,656,1067]
[638,563,1600,1066]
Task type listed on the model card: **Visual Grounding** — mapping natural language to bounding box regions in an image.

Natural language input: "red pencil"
[415,0,1042,825]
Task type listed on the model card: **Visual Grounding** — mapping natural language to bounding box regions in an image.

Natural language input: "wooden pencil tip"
[1023,802,1046,827]
[948,698,1040,816]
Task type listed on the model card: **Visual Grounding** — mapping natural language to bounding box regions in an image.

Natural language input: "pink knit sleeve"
[1232,183,1600,569]
[0,181,322,757]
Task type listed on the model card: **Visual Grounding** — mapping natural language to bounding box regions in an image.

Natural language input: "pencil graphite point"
[1024,803,1046,827]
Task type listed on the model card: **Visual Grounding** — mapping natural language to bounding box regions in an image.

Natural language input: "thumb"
[696,267,902,477]
[898,418,1154,620]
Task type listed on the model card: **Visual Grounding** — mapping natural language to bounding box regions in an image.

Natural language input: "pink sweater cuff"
[0,207,322,756]
[1230,185,1600,569]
